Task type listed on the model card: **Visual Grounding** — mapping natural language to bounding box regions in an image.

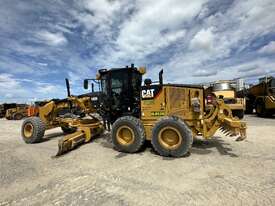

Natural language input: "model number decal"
[151,111,165,116]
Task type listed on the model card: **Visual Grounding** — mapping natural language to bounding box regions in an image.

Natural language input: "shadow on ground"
[246,114,275,119]
[191,137,238,157]
[96,132,239,159]
[42,132,64,142]
[45,130,239,159]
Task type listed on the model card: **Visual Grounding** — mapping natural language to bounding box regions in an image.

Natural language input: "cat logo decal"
[142,89,155,99]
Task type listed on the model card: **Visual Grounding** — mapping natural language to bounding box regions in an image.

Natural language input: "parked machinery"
[21,65,247,157]
[205,80,246,119]
[0,103,16,118]
[5,104,29,120]
[244,76,275,117]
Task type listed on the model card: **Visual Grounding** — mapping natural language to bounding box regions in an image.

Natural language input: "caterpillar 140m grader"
[21,64,246,157]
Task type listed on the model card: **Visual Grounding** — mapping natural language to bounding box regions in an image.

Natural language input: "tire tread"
[151,116,193,157]
[111,116,146,153]
[21,117,46,144]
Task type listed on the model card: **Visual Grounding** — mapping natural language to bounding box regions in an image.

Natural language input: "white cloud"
[0,73,29,103]
[106,0,207,62]
[192,69,217,77]
[0,73,66,103]
[0,73,20,89]
[36,84,60,94]
[1,0,275,103]
[81,0,122,19]
[73,0,129,39]
[37,62,48,66]
[190,28,215,51]
[146,0,275,84]
[35,30,67,46]
[258,41,275,54]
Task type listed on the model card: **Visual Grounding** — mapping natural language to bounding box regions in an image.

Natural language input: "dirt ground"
[0,115,275,206]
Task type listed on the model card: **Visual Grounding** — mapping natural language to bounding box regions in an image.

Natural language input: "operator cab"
[84,64,146,125]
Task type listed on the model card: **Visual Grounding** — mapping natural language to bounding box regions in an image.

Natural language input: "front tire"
[111,116,146,153]
[151,116,193,157]
[21,117,46,144]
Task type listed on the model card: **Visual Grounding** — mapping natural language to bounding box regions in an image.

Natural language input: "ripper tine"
[230,133,235,137]
[224,130,229,134]
[230,132,236,137]
[225,131,232,136]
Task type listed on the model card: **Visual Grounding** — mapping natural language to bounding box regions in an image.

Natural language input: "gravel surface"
[0,115,275,206]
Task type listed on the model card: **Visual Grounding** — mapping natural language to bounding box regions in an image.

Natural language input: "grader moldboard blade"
[55,119,104,157]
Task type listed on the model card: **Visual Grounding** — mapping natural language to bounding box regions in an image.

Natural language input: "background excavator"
[21,64,246,157]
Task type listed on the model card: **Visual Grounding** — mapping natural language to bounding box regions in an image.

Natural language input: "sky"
[0,0,275,103]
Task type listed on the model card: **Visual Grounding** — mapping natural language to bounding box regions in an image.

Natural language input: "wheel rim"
[116,126,135,146]
[158,126,182,150]
[24,123,34,138]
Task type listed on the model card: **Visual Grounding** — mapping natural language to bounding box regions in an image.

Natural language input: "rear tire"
[13,113,24,120]
[256,101,268,117]
[151,116,193,157]
[111,116,146,153]
[21,117,46,144]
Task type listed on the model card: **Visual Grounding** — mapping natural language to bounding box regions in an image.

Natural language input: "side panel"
[249,82,266,96]
[141,85,165,140]
[166,87,204,120]
[141,85,204,140]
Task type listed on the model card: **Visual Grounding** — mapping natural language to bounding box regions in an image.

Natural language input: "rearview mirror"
[84,79,88,89]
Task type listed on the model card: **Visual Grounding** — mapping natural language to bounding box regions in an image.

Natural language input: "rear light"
[206,95,213,104]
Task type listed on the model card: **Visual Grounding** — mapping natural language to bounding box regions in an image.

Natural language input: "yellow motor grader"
[21,79,104,156]
[21,65,246,157]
